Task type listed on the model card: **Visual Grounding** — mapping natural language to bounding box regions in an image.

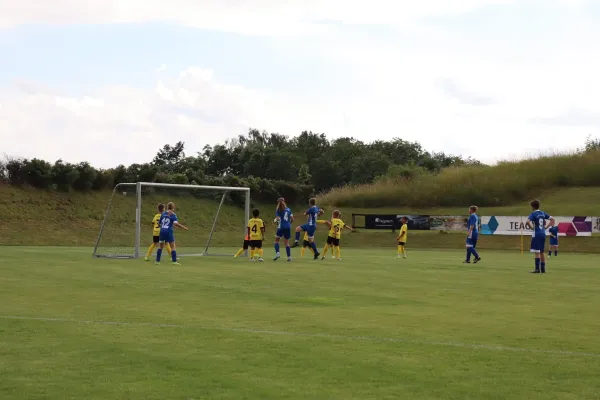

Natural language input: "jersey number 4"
[251,224,258,233]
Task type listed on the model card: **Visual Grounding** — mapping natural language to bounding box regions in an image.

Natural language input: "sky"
[1,0,599,168]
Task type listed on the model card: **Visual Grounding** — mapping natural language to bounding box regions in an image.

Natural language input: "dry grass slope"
[319,151,600,209]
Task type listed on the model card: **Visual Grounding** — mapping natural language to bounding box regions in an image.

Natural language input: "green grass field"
[2,247,600,399]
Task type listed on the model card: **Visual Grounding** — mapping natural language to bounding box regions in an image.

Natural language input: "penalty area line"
[1,315,599,359]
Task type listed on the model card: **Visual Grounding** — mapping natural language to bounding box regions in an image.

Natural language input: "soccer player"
[548,225,559,257]
[525,199,555,273]
[464,205,482,264]
[156,202,188,265]
[273,198,294,261]
[233,234,250,258]
[321,210,353,260]
[145,203,172,261]
[301,231,314,257]
[292,198,323,260]
[248,208,265,262]
[396,216,408,259]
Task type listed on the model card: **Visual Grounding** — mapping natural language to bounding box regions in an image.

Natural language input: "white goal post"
[92,182,251,259]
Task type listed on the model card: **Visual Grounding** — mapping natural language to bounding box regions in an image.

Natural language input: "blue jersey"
[276,207,293,229]
[549,226,559,239]
[159,211,178,233]
[305,206,321,226]
[528,210,551,238]
[467,213,479,238]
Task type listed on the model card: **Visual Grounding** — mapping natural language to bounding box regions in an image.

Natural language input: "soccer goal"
[93,182,251,259]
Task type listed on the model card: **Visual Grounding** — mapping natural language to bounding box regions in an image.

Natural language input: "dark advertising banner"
[364,214,430,230]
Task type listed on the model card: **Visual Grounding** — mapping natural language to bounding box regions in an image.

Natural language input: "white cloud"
[1,0,599,167]
[0,0,515,35]
[1,57,599,169]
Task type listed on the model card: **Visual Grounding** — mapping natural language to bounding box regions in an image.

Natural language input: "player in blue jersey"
[156,202,188,265]
[525,199,555,273]
[273,197,294,261]
[548,225,559,257]
[292,198,323,259]
[463,205,482,264]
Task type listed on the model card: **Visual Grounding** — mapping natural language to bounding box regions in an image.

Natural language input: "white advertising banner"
[481,216,593,237]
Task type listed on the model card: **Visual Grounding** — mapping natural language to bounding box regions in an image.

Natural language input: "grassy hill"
[2,184,600,253]
[319,150,600,208]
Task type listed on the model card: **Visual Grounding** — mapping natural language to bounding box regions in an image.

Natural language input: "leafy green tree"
[585,136,600,152]
[72,162,98,191]
[153,141,186,170]
[5,158,26,185]
[298,164,312,185]
[52,160,79,191]
[112,165,127,184]
[22,159,53,188]
[350,154,390,184]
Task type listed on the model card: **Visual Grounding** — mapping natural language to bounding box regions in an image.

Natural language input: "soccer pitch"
[1,247,599,399]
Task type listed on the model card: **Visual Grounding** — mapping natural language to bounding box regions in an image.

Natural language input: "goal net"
[92,182,250,259]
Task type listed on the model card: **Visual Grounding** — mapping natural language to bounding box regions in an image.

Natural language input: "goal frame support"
[92,182,251,259]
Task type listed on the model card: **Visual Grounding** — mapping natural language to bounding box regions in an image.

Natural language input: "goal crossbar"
[92,182,251,259]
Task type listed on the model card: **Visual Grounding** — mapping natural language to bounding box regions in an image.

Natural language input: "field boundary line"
[2,315,599,358]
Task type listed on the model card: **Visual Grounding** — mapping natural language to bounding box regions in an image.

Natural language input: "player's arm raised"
[544,215,555,230]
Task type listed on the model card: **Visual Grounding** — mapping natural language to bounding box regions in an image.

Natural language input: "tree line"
[0,129,480,204]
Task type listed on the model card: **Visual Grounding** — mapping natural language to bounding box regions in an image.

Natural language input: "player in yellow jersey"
[234,234,250,258]
[321,210,353,260]
[302,220,329,257]
[145,203,172,261]
[300,231,314,257]
[247,208,266,262]
[396,216,408,259]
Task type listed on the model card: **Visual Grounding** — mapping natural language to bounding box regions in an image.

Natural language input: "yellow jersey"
[248,218,265,240]
[397,224,408,243]
[152,213,161,236]
[329,218,346,239]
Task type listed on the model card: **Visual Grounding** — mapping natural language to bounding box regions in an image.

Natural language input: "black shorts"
[249,240,263,249]
[153,235,159,243]
[242,239,250,250]
[302,240,311,248]
[327,236,340,246]
[398,242,406,246]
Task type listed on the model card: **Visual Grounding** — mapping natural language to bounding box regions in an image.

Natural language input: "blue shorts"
[549,237,559,246]
[276,227,291,239]
[530,236,546,253]
[159,231,174,243]
[466,237,478,248]
[300,224,317,238]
